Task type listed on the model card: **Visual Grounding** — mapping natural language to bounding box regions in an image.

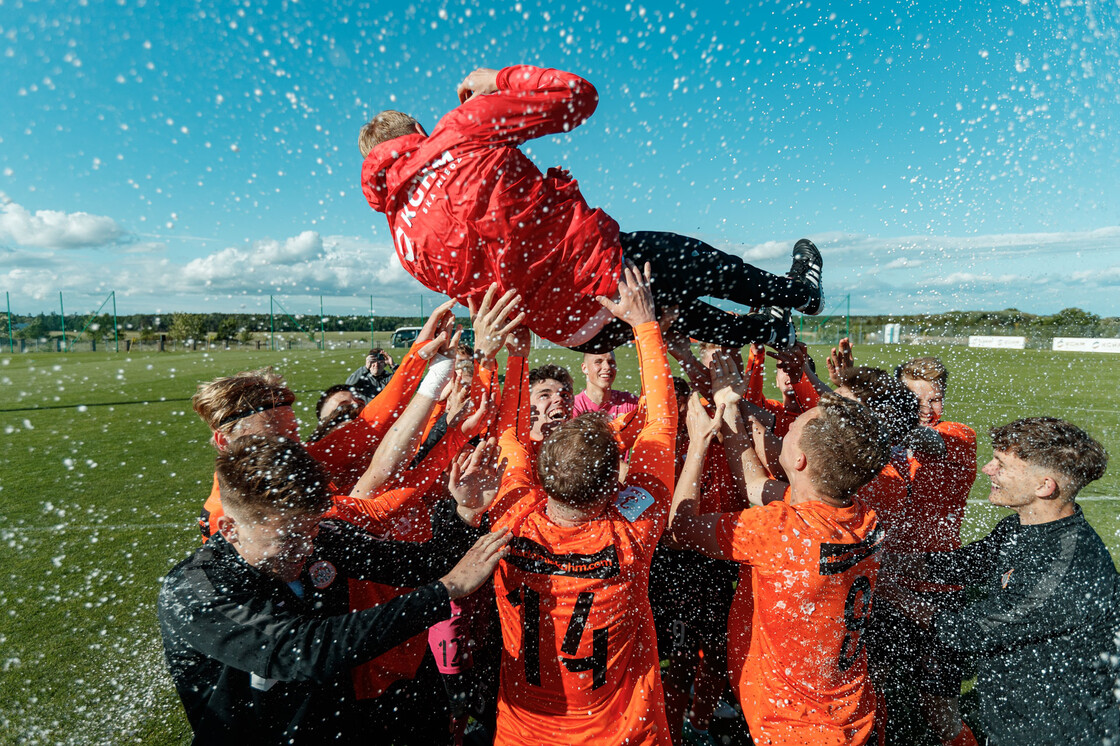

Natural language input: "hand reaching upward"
[596,261,656,328]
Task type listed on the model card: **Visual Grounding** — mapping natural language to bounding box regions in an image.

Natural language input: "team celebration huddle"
[158,66,1118,746]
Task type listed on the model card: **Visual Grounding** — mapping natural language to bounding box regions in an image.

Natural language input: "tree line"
[4,308,1119,344]
[4,312,430,342]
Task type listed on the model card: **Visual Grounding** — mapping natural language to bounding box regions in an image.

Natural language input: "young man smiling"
[881,417,1118,745]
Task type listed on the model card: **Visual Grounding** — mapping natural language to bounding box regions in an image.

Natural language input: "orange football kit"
[717,498,884,745]
[490,321,676,745]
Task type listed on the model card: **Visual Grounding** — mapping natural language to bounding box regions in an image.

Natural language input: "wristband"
[417,353,454,399]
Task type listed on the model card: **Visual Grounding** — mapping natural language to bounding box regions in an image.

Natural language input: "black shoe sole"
[790,239,823,315]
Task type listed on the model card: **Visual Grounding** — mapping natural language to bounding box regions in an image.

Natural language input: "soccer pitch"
[1,344,1117,743]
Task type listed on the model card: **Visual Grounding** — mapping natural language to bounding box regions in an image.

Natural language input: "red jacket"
[362,65,623,344]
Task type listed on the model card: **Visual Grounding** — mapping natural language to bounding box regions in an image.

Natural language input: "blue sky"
[2,0,1119,318]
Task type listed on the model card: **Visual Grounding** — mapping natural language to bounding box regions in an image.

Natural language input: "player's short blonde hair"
[192,367,296,434]
[896,356,949,390]
[800,393,891,499]
[359,110,421,157]
[537,413,619,508]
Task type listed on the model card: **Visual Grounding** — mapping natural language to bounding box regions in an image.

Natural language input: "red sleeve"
[421,401,447,443]
[791,372,820,411]
[609,397,646,454]
[439,66,598,147]
[305,341,428,489]
[745,346,765,405]
[622,322,677,541]
[496,355,530,445]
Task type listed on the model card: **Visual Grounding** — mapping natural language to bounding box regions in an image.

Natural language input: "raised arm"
[596,263,677,534]
[445,65,599,146]
[668,396,723,520]
[495,327,532,443]
[307,299,457,487]
[347,329,459,499]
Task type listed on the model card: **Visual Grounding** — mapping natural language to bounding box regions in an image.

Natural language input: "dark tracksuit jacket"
[158,500,483,744]
[923,507,1120,745]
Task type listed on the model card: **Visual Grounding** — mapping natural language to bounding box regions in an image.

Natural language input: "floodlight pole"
[112,291,119,352]
[59,291,67,351]
[5,292,13,353]
[369,295,374,343]
[319,295,325,350]
[270,295,275,351]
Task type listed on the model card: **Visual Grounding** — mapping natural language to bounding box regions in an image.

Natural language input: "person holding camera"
[348,347,396,402]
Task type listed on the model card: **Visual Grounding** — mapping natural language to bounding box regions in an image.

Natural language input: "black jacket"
[925,507,1120,745]
[158,500,482,744]
[345,364,394,402]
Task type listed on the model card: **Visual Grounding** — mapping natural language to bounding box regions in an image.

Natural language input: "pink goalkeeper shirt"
[572,388,640,419]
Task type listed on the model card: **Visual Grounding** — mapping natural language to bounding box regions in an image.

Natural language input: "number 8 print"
[836,575,872,672]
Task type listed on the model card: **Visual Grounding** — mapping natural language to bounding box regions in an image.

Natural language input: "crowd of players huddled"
[159,272,1117,746]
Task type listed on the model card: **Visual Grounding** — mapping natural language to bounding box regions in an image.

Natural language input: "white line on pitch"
[967,496,1120,504]
[0,523,189,533]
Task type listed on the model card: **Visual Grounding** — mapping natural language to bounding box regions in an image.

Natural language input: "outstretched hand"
[416,299,459,361]
[469,284,526,360]
[709,351,746,410]
[505,326,532,358]
[826,337,854,388]
[767,342,809,385]
[686,393,724,446]
[457,68,500,103]
[596,261,656,328]
[449,438,502,522]
[439,529,511,599]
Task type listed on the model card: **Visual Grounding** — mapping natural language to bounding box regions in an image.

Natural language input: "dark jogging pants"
[570,231,810,353]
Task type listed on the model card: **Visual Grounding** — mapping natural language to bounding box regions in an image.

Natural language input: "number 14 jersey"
[493,494,671,745]
[490,320,676,746]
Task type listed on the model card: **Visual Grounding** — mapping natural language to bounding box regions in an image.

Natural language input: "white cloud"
[0,201,124,249]
[3,220,1120,317]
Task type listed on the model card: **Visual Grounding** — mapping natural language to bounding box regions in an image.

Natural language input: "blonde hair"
[359,111,421,157]
[192,367,295,434]
[896,356,949,390]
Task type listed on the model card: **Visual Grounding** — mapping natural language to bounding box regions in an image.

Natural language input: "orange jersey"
[717,498,883,746]
[492,321,676,746]
[893,420,976,593]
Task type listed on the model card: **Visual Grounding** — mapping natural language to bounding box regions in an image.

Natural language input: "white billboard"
[969,335,1026,349]
[1052,337,1120,353]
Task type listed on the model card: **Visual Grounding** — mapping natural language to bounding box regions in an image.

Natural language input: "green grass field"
[1,343,1118,743]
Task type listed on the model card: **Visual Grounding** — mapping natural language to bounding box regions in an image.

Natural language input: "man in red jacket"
[360,64,824,353]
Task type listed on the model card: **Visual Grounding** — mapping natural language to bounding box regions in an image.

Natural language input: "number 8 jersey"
[717,499,883,746]
[491,321,676,746]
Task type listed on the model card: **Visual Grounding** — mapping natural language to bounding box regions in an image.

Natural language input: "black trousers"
[571,231,808,353]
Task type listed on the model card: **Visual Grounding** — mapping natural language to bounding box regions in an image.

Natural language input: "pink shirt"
[572,389,640,419]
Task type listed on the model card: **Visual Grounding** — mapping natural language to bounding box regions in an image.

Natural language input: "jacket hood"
[361,133,428,213]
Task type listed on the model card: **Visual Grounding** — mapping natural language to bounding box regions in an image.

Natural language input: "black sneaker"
[762,306,796,352]
[789,238,824,315]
